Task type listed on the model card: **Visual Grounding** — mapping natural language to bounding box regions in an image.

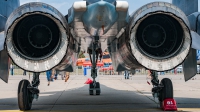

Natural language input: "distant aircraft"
[0,0,200,111]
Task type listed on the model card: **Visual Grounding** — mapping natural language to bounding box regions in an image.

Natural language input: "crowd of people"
[9,63,162,85]
[10,64,70,86]
[46,70,70,86]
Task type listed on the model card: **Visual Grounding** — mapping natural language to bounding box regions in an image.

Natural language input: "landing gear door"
[183,49,197,81]
[0,49,10,83]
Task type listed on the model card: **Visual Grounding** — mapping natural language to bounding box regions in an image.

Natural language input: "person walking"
[51,69,56,81]
[46,70,52,86]
[10,64,13,75]
[112,70,114,75]
[54,70,58,80]
[23,70,26,76]
[124,70,129,79]
[65,72,70,82]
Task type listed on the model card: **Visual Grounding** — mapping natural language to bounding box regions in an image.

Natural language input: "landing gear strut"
[88,36,102,95]
[150,71,173,108]
[18,72,40,110]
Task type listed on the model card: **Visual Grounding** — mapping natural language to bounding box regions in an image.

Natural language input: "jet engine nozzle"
[129,2,191,71]
[13,14,60,60]
[5,2,69,72]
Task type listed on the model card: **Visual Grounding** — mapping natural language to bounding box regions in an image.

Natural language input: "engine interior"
[13,14,61,60]
[136,14,184,59]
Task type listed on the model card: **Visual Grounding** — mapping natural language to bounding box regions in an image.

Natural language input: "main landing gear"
[18,72,40,110]
[88,36,102,95]
[150,71,173,108]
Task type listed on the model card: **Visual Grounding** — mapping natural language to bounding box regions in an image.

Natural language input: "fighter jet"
[0,0,200,111]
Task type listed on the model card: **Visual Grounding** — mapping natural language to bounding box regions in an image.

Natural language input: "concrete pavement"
[0,74,199,112]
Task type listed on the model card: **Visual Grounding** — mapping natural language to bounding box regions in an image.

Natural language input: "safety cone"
[84,78,93,84]
[162,98,177,111]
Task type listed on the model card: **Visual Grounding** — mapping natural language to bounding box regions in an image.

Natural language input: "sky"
[20,0,200,15]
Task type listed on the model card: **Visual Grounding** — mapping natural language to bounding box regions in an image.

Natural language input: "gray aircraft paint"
[0,0,19,83]
[0,0,19,32]
[172,0,198,81]
[172,0,198,16]
[82,1,118,36]
[0,32,4,51]
[0,0,199,82]
[0,0,19,51]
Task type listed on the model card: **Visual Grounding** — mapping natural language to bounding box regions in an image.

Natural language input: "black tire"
[96,82,101,95]
[159,78,173,107]
[89,83,94,95]
[18,80,33,110]
[89,90,93,95]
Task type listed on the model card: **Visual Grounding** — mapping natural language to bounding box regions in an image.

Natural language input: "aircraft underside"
[0,0,200,111]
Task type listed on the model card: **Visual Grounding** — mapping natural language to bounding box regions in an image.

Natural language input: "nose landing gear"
[89,82,101,95]
[88,36,102,96]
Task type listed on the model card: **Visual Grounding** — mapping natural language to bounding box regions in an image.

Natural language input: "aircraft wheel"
[89,83,94,95]
[96,82,101,95]
[18,80,33,110]
[89,90,94,95]
[159,78,173,107]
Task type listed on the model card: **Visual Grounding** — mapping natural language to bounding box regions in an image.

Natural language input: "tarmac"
[0,74,200,112]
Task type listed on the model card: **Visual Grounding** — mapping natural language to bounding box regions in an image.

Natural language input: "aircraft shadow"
[0,82,199,111]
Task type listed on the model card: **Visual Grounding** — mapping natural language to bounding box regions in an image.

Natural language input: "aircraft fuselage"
[82,1,118,36]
